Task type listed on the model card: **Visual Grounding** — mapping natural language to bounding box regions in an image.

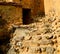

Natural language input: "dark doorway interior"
[23,9,31,24]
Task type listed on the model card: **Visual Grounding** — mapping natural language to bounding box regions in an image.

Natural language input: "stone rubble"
[7,12,60,54]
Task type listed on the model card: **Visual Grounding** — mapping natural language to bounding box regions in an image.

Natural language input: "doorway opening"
[23,9,32,24]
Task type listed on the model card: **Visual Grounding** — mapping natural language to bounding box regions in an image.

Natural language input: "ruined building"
[0,0,60,25]
[0,0,45,25]
[0,0,60,54]
[0,0,45,53]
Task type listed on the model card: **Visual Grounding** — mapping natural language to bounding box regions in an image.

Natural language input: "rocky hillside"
[7,11,60,54]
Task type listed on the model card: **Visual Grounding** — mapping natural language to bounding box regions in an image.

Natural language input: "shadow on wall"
[0,15,11,54]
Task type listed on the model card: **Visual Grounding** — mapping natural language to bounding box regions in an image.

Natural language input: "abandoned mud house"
[0,0,45,24]
[1,0,60,25]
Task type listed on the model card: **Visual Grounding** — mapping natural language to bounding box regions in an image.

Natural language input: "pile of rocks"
[7,11,60,54]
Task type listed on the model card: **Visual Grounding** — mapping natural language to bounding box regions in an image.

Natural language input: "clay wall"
[0,2,22,25]
[31,0,45,17]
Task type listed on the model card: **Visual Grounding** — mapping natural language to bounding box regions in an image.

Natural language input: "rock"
[15,42,22,48]
[57,45,60,54]
[40,47,46,52]
[53,35,57,39]
[37,36,42,40]
[46,35,53,39]
[7,14,60,54]
[46,47,55,54]
[49,40,54,45]
[40,39,52,45]
[25,36,32,40]
[7,48,16,54]
[52,39,57,43]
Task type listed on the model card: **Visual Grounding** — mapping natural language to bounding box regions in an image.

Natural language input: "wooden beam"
[0,1,22,7]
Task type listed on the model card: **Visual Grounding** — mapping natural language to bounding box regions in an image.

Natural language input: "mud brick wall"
[31,0,45,17]
[0,4,22,25]
[0,0,45,25]
[22,0,45,18]
[22,0,32,8]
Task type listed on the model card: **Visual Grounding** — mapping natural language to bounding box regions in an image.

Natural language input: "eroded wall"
[0,5,22,25]
[22,0,45,17]
[22,0,32,8]
[31,0,45,17]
